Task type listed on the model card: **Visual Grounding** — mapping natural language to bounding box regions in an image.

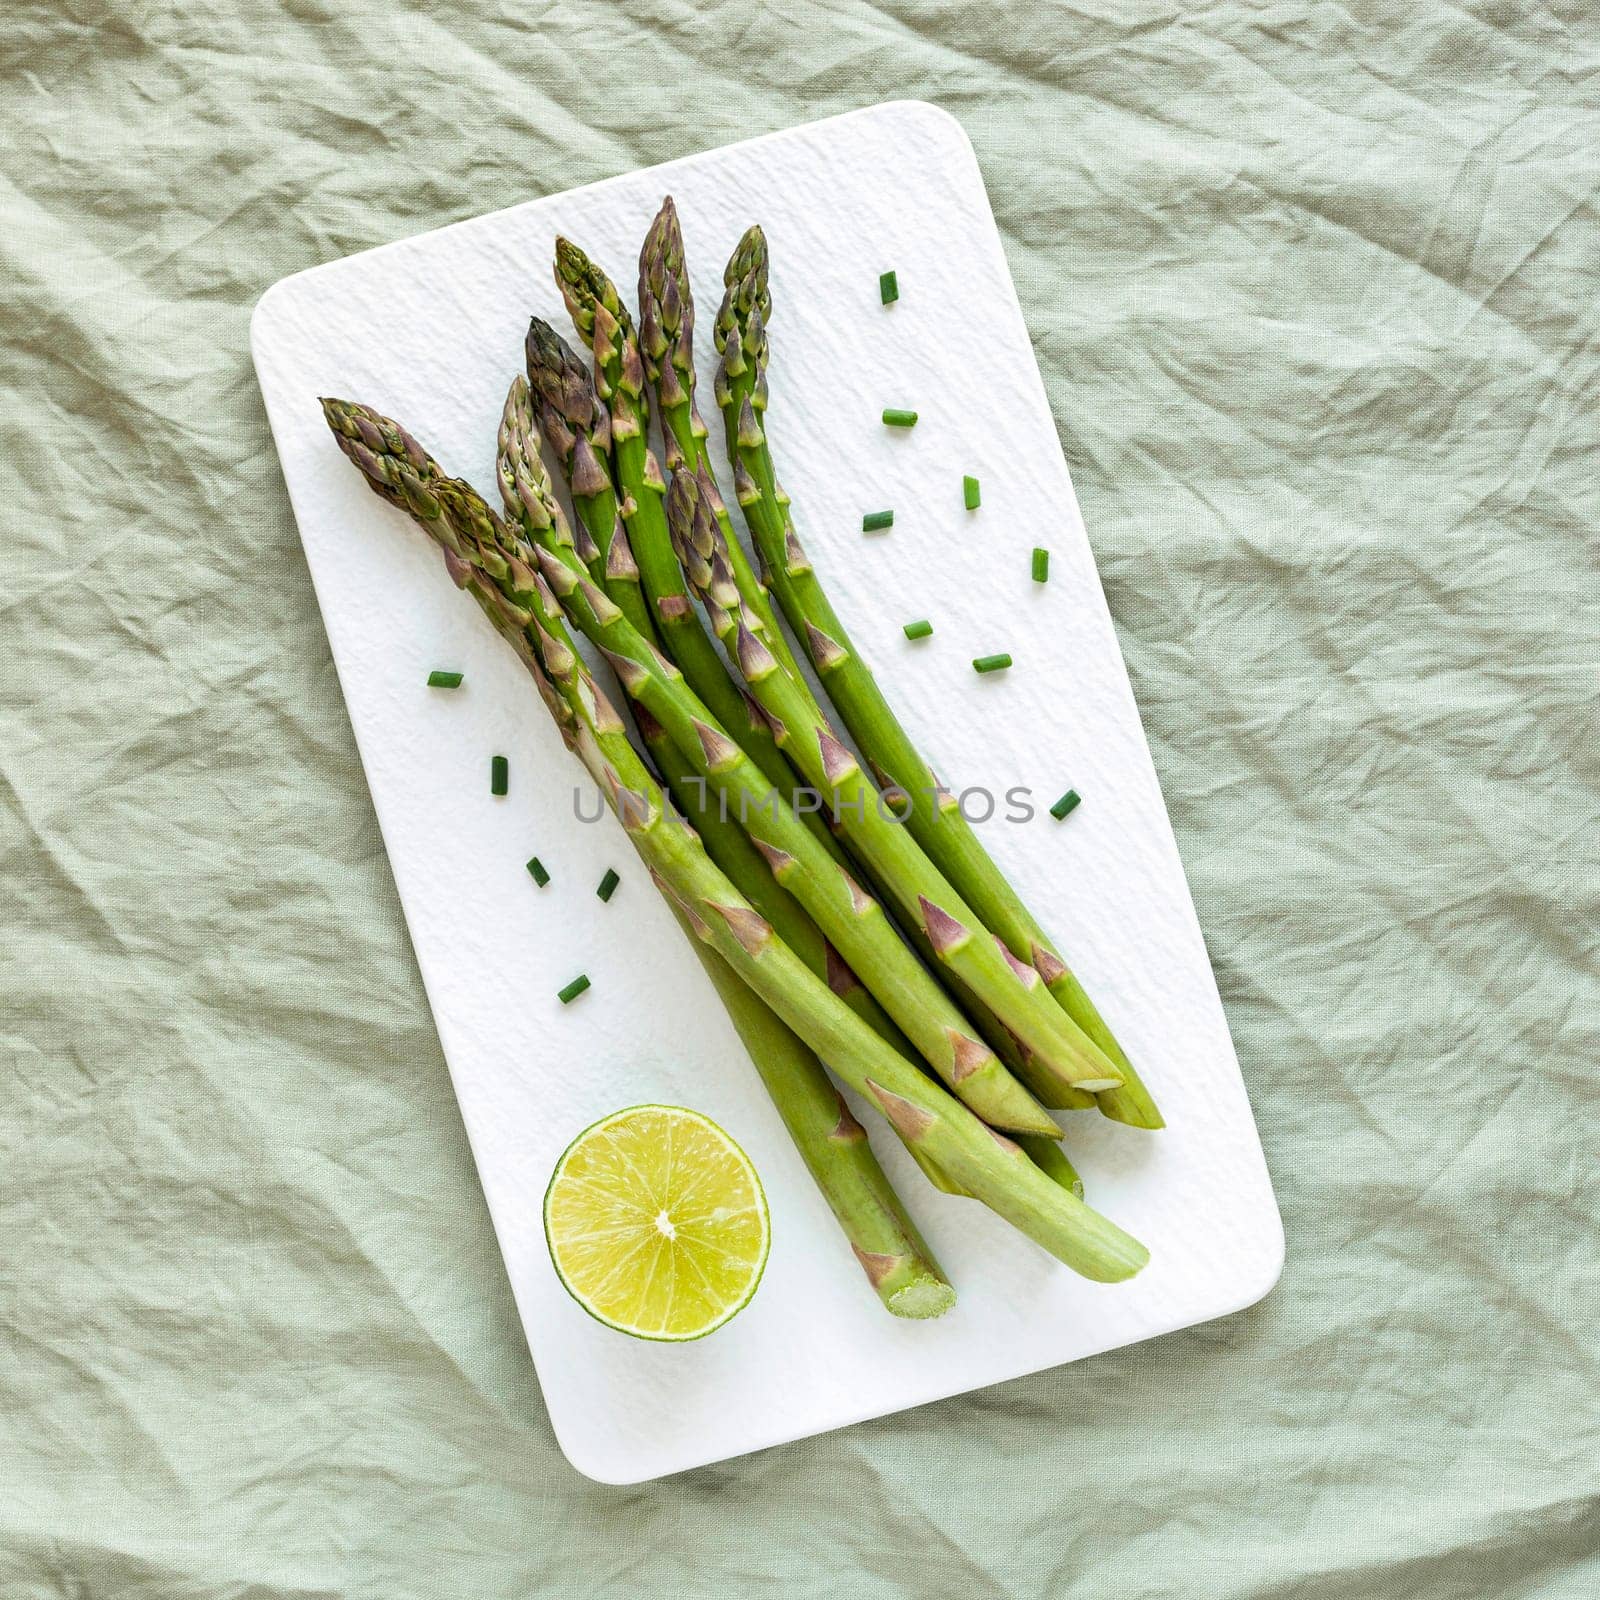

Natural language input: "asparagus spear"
[494,387,1059,1139]
[521,317,648,637]
[524,313,849,869]
[634,207,1095,1113]
[666,469,1125,1101]
[551,657,1143,1281]
[715,227,1163,1130]
[643,707,968,1202]
[505,374,966,1196]
[501,377,969,1196]
[636,197,806,688]
[324,397,1145,1279]
[321,397,957,1314]
[665,903,958,1314]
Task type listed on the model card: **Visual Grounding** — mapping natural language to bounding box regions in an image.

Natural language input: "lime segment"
[543,1105,770,1341]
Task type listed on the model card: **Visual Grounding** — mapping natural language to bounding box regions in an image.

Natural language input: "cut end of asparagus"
[883,1279,959,1320]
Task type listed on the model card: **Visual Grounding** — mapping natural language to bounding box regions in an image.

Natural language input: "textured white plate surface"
[252,101,1282,1485]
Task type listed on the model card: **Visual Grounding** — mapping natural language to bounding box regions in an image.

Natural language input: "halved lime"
[543,1105,770,1341]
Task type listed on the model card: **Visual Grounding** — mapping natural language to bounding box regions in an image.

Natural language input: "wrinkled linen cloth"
[2,2,1596,1596]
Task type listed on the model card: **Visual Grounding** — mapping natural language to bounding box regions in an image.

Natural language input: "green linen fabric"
[3,2,1596,1595]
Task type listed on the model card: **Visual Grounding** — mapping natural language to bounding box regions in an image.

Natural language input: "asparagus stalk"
[559,232,801,689]
[502,377,958,1151]
[1018,1135,1085,1200]
[524,310,853,880]
[666,469,1126,1101]
[637,683,968,1201]
[548,232,822,780]
[715,226,1163,1130]
[665,902,957,1314]
[321,396,957,1314]
[555,662,1143,1281]
[323,397,1145,1279]
[495,387,1059,1139]
[522,317,650,638]
[636,196,807,688]
[634,208,1095,1113]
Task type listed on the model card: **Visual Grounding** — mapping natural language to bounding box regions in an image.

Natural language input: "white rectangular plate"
[252,101,1282,1485]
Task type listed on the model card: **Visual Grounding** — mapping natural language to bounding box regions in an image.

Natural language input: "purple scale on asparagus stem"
[919,898,971,956]
[830,1093,866,1142]
[1032,946,1069,985]
[840,871,876,917]
[532,622,576,681]
[631,701,666,744]
[569,434,609,498]
[643,639,681,679]
[816,727,859,785]
[852,1247,908,1289]
[995,937,1043,991]
[947,1031,996,1084]
[597,645,650,696]
[707,901,773,955]
[864,1080,936,1143]
[804,620,848,673]
[735,622,778,682]
[604,529,640,583]
[824,943,861,997]
[575,573,622,626]
[692,720,742,772]
[535,545,578,595]
[749,837,797,877]
[571,520,601,569]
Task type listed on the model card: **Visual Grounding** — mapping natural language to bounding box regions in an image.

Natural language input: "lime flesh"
[543,1105,770,1341]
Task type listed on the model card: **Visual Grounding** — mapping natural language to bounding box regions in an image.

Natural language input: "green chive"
[972,653,1012,674]
[557,974,590,1005]
[881,408,918,428]
[526,856,550,887]
[427,669,464,688]
[862,509,894,532]
[1032,547,1050,583]
[963,476,981,510]
[1050,788,1082,820]
[879,270,899,304]
[597,868,620,903]
[490,755,508,795]
[903,619,933,640]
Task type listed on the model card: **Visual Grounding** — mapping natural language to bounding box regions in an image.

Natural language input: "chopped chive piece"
[881,408,918,428]
[526,856,550,887]
[972,653,1013,674]
[862,509,894,532]
[1050,788,1082,820]
[427,669,464,688]
[963,475,981,510]
[879,270,899,304]
[1032,547,1050,583]
[557,974,591,1005]
[596,868,620,903]
[903,619,933,640]
[490,755,508,795]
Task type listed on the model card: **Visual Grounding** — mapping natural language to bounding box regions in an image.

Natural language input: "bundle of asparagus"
[319,194,1161,1323]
